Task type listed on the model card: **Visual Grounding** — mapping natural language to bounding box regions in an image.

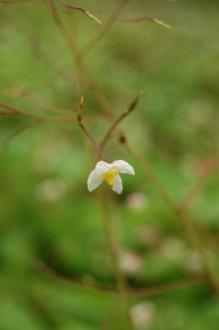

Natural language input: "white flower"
[130,301,156,329]
[87,160,135,194]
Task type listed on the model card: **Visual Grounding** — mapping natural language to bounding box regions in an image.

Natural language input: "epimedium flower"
[87,160,135,194]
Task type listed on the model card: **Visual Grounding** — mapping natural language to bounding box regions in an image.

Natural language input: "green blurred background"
[1,0,219,329]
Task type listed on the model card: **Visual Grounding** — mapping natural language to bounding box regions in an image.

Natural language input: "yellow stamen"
[101,168,118,187]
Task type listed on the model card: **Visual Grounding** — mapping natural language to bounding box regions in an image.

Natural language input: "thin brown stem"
[0,102,33,117]
[76,98,106,159]
[180,161,219,211]
[117,16,171,29]
[81,0,129,58]
[128,275,207,297]
[100,303,118,330]
[0,101,80,123]
[100,92,142,150]
[32,257,207,298]
[125,142,177,210]
[61,2,102,24]
[46,0,114,119]
[178,209,219,293]
[100,191,134,329]
[46,0,82,94]
[84,73,114,118]
[123,139,219,294]
[30,36,76,83]
[4,122,40,147]
[78,121,97,147]
[0,0,35,3]
[180,175,206,211]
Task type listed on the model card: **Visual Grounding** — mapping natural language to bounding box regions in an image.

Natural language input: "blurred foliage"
[0,0,219,329]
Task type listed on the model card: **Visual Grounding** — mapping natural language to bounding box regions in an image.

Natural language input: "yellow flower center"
[101,168,118,187]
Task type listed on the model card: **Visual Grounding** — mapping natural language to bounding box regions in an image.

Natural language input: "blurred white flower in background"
[87,160,135,194]
[37,178,67,202]
[183,251,203,273]
[137,224,162,247]
[126,192,148,210]
[159,237,188,263]
[130,301,156,329]
[119,251,143,275]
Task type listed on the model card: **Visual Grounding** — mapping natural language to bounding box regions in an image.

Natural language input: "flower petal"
[112,160,135,175]
[87,169,103,192]
[95,160,111,175]
[112,175,123,194]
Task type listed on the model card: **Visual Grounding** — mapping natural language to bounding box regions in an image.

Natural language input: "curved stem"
[100,191,134,329]
[124,141,219,294]
[81,0,129,58]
